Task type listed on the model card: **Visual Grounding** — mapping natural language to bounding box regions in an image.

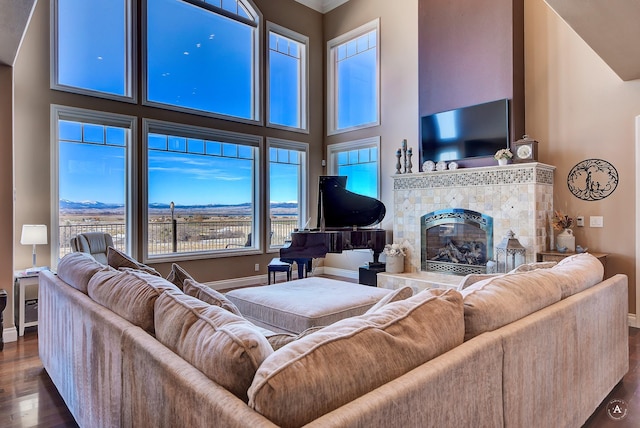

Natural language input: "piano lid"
[317,176,386,229]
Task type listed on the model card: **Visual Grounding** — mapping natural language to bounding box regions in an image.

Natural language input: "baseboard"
[629,313,639,328]
[204,274,267,291]
[321,266,359,280]
[3,327,18,344]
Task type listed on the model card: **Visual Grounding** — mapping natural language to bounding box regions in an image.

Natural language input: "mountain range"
[60,199,298,211]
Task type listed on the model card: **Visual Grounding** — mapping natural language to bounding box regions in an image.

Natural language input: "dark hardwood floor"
[1,324,638,427]
[0,328,78,428]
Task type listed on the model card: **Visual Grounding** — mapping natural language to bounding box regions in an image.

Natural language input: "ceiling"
[0,0,36,67]
[544,0,640,81]
[294,0,349,13]
[1,1,639,81]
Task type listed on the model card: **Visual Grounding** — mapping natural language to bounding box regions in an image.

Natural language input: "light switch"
[576,216,584,227]
[589,216,604,228]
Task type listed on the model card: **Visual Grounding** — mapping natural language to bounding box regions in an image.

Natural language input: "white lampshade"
[20,224,48,245]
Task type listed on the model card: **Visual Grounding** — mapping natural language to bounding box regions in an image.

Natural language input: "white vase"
[556,228,576,252]
[497,158,508,166]
[385,255,405,273]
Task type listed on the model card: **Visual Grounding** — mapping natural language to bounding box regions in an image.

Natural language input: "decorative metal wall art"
[567,159,618,201]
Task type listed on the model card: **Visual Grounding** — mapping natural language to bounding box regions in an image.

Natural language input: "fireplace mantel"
[388,162,555,278]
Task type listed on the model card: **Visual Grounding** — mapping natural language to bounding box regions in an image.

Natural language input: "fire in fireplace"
[421,209,493,275]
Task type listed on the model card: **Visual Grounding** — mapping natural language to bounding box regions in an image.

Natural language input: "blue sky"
[57,0,295,206]
[56,0,372,207]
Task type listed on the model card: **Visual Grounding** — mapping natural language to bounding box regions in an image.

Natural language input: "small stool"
[267,258,291,284]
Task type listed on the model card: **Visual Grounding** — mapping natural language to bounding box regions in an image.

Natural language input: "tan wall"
[526,0,640,314]
[1,65,14,330]
[12,0,324,283]
[323,0,419,271]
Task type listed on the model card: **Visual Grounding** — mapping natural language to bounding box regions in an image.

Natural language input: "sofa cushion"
[248,288,464,427]
[461,270,563,341]
[183,279,243,316]
[88,269,179,334]
[364,285,413,314]
[107,246,161,277]
[154,290,273,402]
[56,251,109,294]
[165,263,194,291]
[551,253,604,298]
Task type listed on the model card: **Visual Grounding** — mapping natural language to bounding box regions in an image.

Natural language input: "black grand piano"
[280,176,387,276]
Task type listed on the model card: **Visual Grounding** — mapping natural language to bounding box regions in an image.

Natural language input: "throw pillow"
[88,268,179,334]
[57,251,110,294]
[154,290,273,402]
[165,263,194,291]
[107,246,161,276]
[248,288,464,427]
[183,279,243,317]
[262,326,325,351]
[457,273,501,291]
[508,261,557,273]
[364,285,413,314]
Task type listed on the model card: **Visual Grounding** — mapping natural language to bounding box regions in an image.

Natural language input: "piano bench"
[225,277,391,334]
[267,258,292,284]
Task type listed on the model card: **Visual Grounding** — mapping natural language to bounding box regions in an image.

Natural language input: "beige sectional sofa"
[39,251,628,427]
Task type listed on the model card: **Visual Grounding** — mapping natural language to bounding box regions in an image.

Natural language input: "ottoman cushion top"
[226,277,391,334]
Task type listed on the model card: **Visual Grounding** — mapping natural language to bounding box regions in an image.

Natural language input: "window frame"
[50,0,137,103]
[142,0,263,125]
[266,137,309,251]
[326,18,380,136]
[50,105,138,268]
[327,136,381,199]
[266,22,309,134]
[142,118,263,263]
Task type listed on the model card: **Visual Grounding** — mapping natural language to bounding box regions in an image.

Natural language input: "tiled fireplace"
[377,163,555,291]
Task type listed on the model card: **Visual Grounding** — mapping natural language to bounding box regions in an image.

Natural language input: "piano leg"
[282,257,313,279]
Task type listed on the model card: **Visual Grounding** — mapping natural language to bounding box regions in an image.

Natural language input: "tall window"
[327,137,380,198]
[52,0,133,99]
[267,23,308,132]
[327,19,379,135]
[144,120,261,260]
[53,106,135,260]
[146,0,260,121]
[268,139,308,248]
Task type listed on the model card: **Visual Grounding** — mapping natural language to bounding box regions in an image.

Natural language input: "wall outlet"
[576,216,584,227]
[254,263,260,271]
[589,216,604,228]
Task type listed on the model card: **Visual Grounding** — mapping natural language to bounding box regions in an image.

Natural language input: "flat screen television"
[420,99,510,167]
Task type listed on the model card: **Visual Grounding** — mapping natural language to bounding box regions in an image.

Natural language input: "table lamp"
[20,224,48,268]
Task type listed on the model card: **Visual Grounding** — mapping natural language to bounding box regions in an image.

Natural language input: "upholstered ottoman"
[225,277,391,334]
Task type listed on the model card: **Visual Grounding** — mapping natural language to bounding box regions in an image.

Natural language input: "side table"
[14,270,41,336]
[0,289,6,350]
[536,251,608,267]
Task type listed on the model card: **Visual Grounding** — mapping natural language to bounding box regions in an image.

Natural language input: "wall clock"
[567,159,618,201]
